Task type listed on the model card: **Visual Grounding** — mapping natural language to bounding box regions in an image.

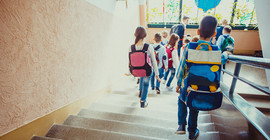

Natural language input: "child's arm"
[176,44,188,88]
[216,35,224,49]
[148,45,159,76]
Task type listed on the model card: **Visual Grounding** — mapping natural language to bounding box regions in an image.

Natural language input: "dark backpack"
[170,24,185,39]
[221,35,234,53]
[129,44,152,77]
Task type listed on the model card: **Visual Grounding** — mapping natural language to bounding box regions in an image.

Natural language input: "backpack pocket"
[186,88,223,111]
[130,52,146,67]
[132,69,147,77]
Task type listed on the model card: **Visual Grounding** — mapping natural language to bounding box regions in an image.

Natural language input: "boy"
[175,16,228,140]
[216,25,234,54]
[161,30,169,46]
[151,33,168,94]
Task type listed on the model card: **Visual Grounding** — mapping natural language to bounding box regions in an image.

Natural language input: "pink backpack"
[166,46,174,69]
[129,44,152,77]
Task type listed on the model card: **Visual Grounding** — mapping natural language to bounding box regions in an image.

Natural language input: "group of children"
[129,16,234,140]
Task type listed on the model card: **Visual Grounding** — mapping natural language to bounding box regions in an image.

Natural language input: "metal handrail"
[228,55,270,69]
[222,54,270,139]
[223,55,270,95]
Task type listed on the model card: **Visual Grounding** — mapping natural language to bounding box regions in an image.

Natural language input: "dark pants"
[178,96,199,132]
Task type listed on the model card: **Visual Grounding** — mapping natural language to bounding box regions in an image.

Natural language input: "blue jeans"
[163,67,175,87]
[177,40,183,57]
[139,76,150,101]
[178,96,199,132]
[150,68,165,89]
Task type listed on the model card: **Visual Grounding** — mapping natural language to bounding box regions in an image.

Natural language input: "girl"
[130,26,160,108]
[163,33,180,90]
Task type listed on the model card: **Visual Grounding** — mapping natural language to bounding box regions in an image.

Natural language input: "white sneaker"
[166,85,174,90]
[162,79,166,84]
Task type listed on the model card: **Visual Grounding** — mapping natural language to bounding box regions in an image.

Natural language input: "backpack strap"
[142,43,149,52]
[131,45,136,52]
[154,45,161,51]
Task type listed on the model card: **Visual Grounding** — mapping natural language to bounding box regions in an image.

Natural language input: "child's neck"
[199,37,211,42]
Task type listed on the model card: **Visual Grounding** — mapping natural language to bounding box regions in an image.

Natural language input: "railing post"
[229,63,242,94]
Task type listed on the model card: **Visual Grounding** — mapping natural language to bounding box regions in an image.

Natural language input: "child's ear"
[197,29,200,35]
[212,32,217,37]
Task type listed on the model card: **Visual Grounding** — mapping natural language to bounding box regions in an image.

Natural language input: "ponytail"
[134,26,147,44]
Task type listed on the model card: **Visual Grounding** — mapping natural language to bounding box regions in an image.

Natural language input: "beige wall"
[0,0,139,136]
[147,28,261,55]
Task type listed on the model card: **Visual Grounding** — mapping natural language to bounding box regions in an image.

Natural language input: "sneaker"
[156,87,160,94]
[138,91,142,98]
[162,79,166,84]
[189,129,199,140]
[140,101,148,108]
[166,85,173,90]
[151,87,155,90]
[175,125,186,134]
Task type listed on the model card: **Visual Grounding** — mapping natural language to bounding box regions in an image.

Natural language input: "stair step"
[63,115,183,139]
[46,124,159,140]
[31,136,61,140]
[79,108,212,124]
[64,115,216,134]
[238,93,270,109]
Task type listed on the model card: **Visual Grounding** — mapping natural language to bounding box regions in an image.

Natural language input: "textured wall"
[0,0,139,136]
[147,28,261,55]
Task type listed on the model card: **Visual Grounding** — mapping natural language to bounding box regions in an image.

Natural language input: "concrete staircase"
[32,77,225,140]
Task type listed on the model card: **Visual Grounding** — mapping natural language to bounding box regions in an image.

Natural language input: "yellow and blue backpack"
[185,42,223,111]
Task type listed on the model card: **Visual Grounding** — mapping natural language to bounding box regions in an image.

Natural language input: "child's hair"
[223,25,232,34]
[167,33,179,48]
[134,26,147,44]
[154,32,162,43]
[222,19,228,25]
[199,16,217,39]
[187,34,191,37]
[183,16,190,21]
[192,36,199,42]
[161,30,169,38]
[184,37,191,44]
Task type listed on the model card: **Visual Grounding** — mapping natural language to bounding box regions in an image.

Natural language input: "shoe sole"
[175,131,186,134]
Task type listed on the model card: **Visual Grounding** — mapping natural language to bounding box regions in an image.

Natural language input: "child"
[180,37,192,59]
[214,19,228,44]
[216,25,234,54]
[216,25,234,71]
[191,35,199,42]
[129,26,161,108]
[150,33,168,94]
[161,30,169,46]
[175,16,228,140]
[163,33,180,90]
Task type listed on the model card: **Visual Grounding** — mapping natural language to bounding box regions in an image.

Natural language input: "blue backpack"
[185,42,223,111]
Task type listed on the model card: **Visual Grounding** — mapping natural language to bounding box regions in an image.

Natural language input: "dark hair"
[223,25,232,33]
[192,36,199,42]
[134,26,147,44]
[168,33,179,48]
[184,37,191,44]
[199,16,217,39]
[154,33,162,42]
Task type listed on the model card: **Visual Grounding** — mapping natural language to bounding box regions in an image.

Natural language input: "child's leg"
[140,76,150,101]
[150,71,155,90]
[188,108,199,132]
[178,96,187,126]
[166,68,176,87]
[164,69,170,81]
[156,68,164,88]
[139,77,143,91]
